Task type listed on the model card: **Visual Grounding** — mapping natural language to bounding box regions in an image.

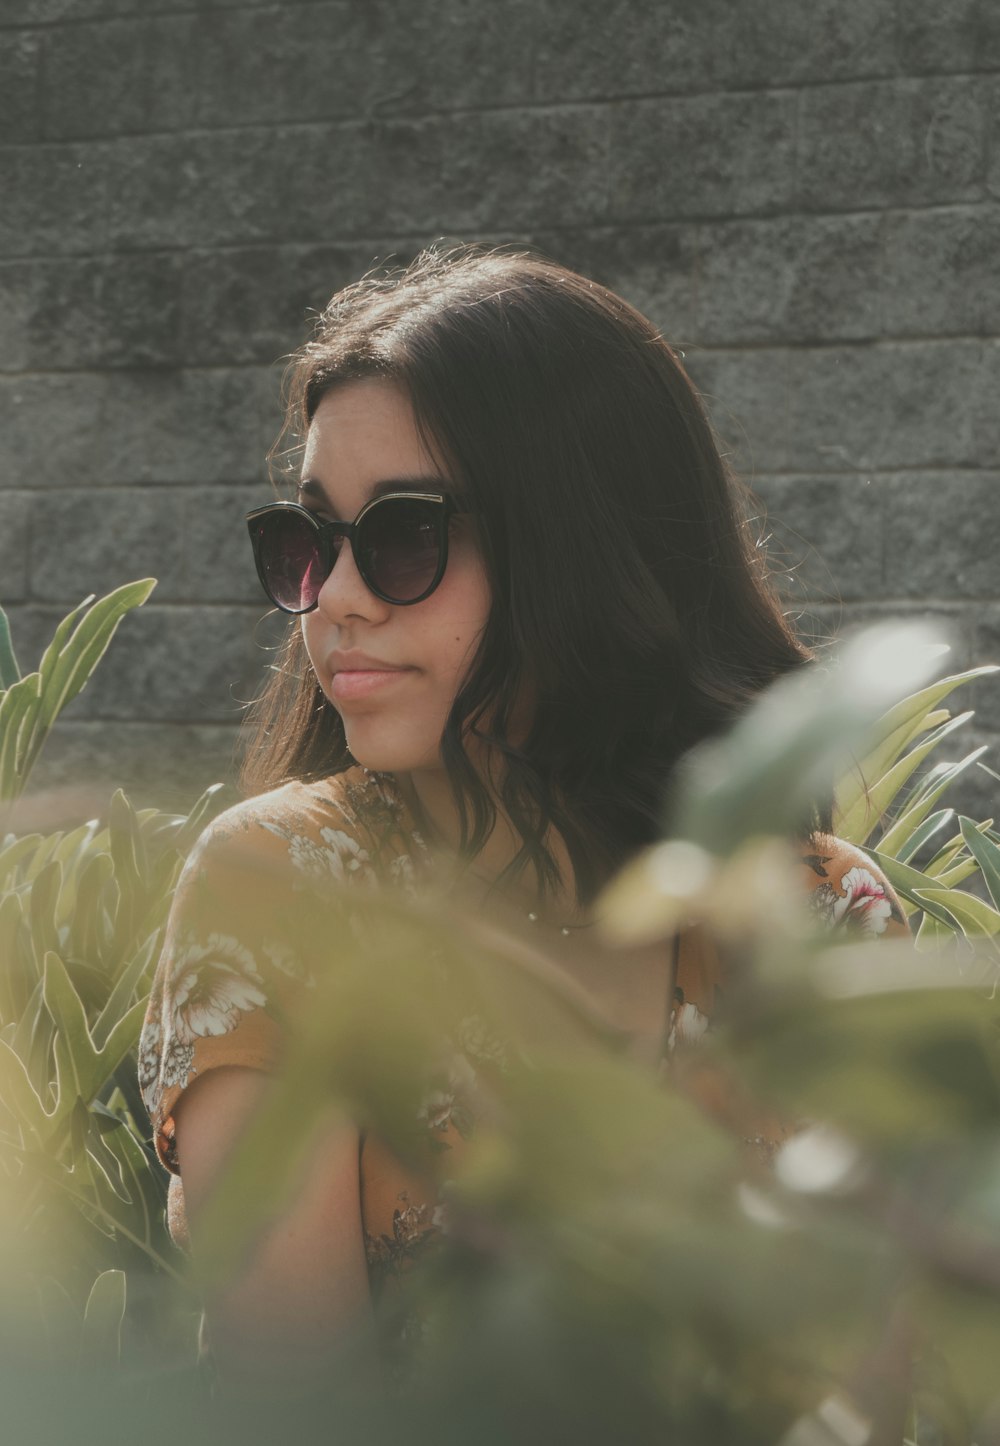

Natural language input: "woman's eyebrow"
[296,474,457,514]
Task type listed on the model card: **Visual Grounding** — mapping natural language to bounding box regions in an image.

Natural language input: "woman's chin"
[341,724,443,776]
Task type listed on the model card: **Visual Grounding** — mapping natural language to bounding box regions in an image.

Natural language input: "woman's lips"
[329,668,413,701]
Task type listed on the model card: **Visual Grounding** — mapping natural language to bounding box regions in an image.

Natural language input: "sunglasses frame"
[246,491,463,613]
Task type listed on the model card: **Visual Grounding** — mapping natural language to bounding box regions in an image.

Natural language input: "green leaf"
[861,665,999,752]
[0,1038,52,1144]
[865,850,964,930]
[15,580,156,793]
[36,580,156,731]
[0,606,20,689]
[91,933,158,1052]
[172,781,227,854]
[0,890,28,1023]
[79,1270,126,1370]
[0,673,41,805]
[876,747,991,860]
[672,625,949,854]
[27,860,63,973]
[914,909,952,952]
[914,889,1000,939]
[935,857,987,891]
[958,817,1000,914]
[42,953,147,1131]
[838,711,973,847]
[835,708,951,829]
[66,850,115,975]
[0,831,44,889]
[894,808,954,865]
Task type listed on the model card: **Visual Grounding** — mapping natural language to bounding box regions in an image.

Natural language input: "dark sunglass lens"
[360,499,442,601]
[254,510,325,612]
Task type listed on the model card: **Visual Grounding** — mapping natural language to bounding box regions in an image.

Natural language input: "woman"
[139,244,908,1392]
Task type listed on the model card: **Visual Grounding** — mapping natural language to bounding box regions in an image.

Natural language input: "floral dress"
[138,766,909,1347]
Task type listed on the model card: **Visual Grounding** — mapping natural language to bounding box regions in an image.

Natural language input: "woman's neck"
[395,766,591,928]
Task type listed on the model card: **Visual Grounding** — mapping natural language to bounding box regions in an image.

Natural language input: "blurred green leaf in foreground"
[1,599,999,1446]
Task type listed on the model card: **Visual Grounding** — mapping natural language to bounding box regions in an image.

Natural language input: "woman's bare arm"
[173,1065,378,1393]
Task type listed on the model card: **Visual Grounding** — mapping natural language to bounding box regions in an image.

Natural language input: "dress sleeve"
[137,787,357,1176]
[799,833,911,941]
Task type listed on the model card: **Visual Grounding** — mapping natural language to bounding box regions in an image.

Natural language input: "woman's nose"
[315,538,390,623]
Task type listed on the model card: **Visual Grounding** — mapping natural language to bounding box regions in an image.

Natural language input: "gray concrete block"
[537,0,895,96]
[785,341,995,471]
[528,225,702,343]
[0,491,31,604]
[882,206,1000,337]
[105,108,610,249]
[880,473,1000,601]
[104,131,290,250]
[972,606,1000,733]
[27,483,269,608]
[752,474,885,604]
[27,486,188,605]
[5,601,269,723]
[608,92,798,222]
[727,0,898,86]
[195,0,537,129]
[0,369,276,488]
[182,483,274,605]
[966,339,1000,463]
[897,0,1000,73]
[798,78,987,212]
[690,215,884,345]
[332,108,611,233]
[178,242,409,366]
[17,720,243,817]
[0,32,40,143]
[0,145,109,259]
[683,348,794,473]
[0,263,34,373]
[527,215,885,348]
[534,0,726,99]
[2,0,183,20]
[987,79,1000,199]
[41,16,199,140]
[0,254,184,371]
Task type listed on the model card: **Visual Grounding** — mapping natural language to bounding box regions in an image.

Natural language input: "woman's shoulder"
[186,766,428,891]
[797,831,909,939]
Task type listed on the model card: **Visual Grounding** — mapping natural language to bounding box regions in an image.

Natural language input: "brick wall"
[2,0,998,819]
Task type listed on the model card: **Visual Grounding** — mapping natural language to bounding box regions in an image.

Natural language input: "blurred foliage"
[0,586,223,1390]
[1,598,999,1445]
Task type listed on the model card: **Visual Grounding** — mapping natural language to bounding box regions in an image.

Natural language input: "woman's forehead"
[301,380,449,511]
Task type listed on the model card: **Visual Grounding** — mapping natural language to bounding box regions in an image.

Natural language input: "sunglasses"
[246,491,464,613]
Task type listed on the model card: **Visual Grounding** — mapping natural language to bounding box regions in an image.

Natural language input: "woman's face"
[299,378,491,776]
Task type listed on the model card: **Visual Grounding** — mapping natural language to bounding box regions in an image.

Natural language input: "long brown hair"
[241,243,819,903]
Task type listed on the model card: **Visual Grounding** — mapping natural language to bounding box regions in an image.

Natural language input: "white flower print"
[261,938,313,987]
[319,827,373,879]
[809,881,839,928]
[831,866,893,937]
[668,1001,711,1051]
[160,1034,196,1094]
[274,826,375,890]
[457,1013,509,1072]
[137,1019,161,1113]
[416,1088,457,1133]
[389,851,416,892]
[169,932,267,1045]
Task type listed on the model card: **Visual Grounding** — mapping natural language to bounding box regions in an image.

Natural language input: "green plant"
[184,625,1000,1444]
[2,599,998,1444]
[0,585,223,1370]
[834,663,1000,949]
